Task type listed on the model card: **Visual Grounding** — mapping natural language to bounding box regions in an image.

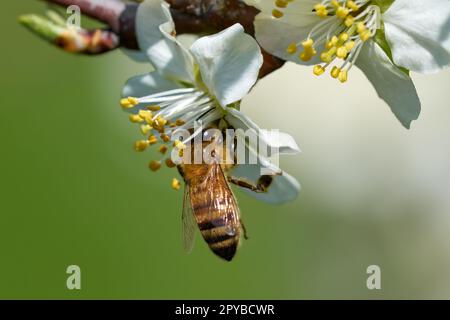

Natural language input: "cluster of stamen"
[120,88,220,190]
[277,0,380,83]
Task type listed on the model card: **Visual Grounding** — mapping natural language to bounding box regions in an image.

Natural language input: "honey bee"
[177,131,275,261]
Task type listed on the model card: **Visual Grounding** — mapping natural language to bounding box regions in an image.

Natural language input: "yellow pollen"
[120,97,139,109]
[159,145,168,154]
[286,42,297,54]
[140,124,152,135]
[275,0,288,8]
[302,38,314,48]
[313,65,325,76]
[147,105,161,111]
[134,140,149,152]
[174,140,186,150]
[272,9,284,18]
[138,110,153,124]
[129,114,143,123]
[336,6,349,19]
[357,22,366,33]
[345,16,354,27]
[331,66,341,78]
[171,178,181,191]
[345,41,356,51]
[314,4,328,18]
[149,160,162,172]
[299,38,316,61]
[148,135,158,145]
[336,46,348,59]
[338,70,348,83]
[175,119,186,126]
[300,52,311,61]
[360,30,371,41]
[326,36,339,49]
[165,158,176,168]
[346,0,359,11]
[339,33,349,42]
[161,134,171,143]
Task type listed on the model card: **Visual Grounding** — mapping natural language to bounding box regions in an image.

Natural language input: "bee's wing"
[193,164,241,232]
[182,183,197,254]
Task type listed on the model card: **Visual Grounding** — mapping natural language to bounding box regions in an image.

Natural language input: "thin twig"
[24,0,285,77]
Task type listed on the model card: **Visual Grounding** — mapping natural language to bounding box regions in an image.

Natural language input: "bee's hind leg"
[227,175,274,193]
[240,218,249,240]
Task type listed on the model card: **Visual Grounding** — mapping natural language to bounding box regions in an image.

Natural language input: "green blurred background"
[2,1,450,299]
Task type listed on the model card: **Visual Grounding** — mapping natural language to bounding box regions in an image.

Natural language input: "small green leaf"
[374,25,409,76]
[371,0,395,13]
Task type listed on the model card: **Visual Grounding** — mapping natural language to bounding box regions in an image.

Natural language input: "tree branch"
[23,0,284,77]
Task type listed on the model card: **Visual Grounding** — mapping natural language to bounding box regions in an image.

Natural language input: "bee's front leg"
[227,175,274,193]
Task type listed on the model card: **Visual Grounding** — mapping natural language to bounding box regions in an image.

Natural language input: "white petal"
[122,72,181,97]
[122,72,181,113]
[136,0,195,82]
[356,41,421,129]
[254,16,326,65]
[231,161,301,204]
[383,0,450,74]
[224,107,301,155]
[190,24,263,106]
[121,48,149,62]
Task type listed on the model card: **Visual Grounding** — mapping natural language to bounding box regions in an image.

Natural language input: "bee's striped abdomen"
[195,208,240,261]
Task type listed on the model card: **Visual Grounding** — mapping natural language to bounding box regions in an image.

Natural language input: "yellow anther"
[129,114,143,123]
[140,124,153,135]
[171,178,181,191]
[148,135,158,145]
[336,46,348,59]
[313,65,325,76]
[300,52,312,62]
[134,140,149,152]
[286,42,297,54]
[339,33,349,42]
[174,140,186,150]
[175,119,186,126]
[344,16,354,27]
[272,9,284,18]
[159,145,168,154]
[336,6,349,19]
[128,97,139,105]
[149,160,162,172]
[154,116,167,127]
[320,53,332,63]
[346,0,359,11]
[357,22,366,33]
[338,70,348,83]
[275,0,288,8]
[147,105,161,111]
[360,30,371,41]
[320,47,336,63]
[302,38,314,49]
[120,98,132,108]
[138,110,153,123]
[331,0,339,7]
[316,9,328,18]
[326,36,339,49]
[120,97,139,109]
[161,133,171,143]
[314,4,328,17]
[165,158,176,168]
[330,66,341,78]
[345,41,356,51]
